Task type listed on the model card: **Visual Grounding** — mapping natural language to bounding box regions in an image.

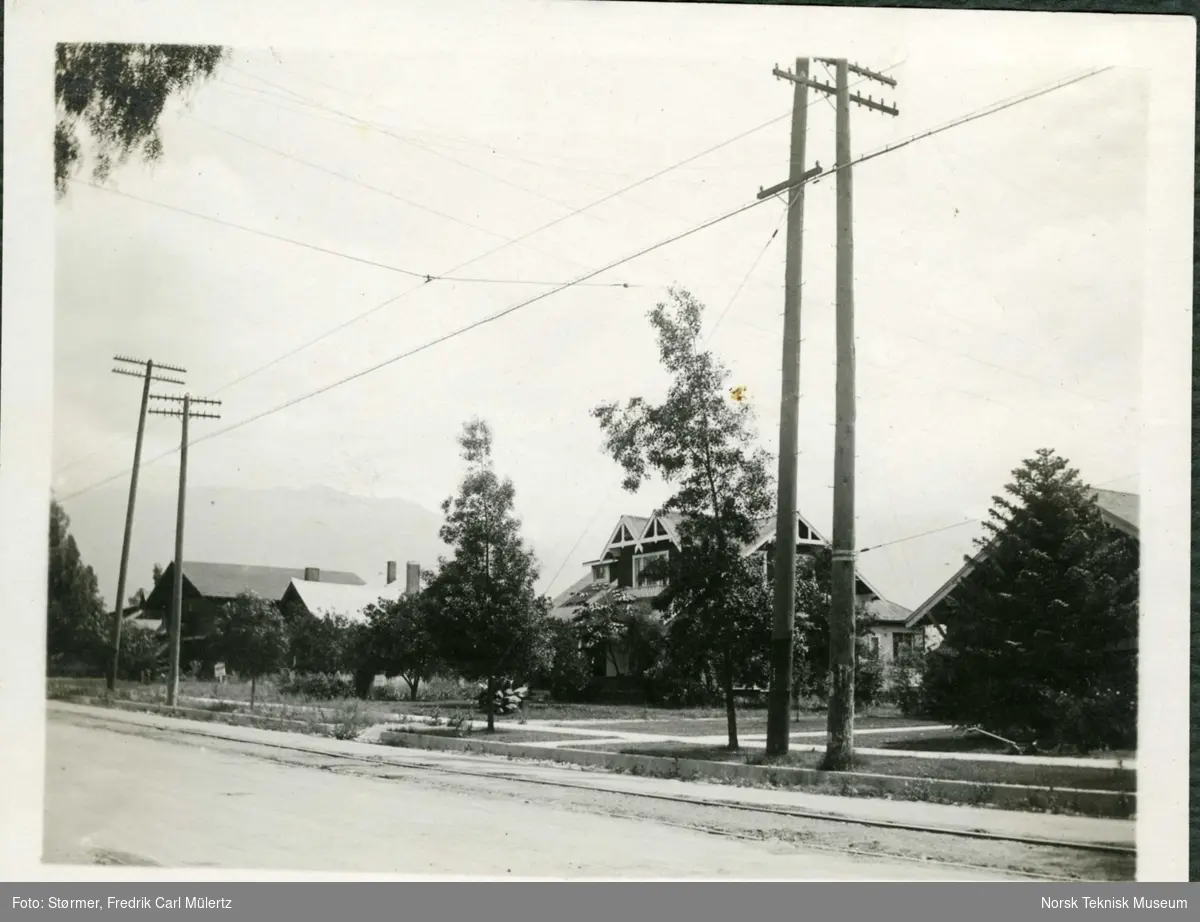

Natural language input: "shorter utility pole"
[150,393,221,706]
[107,355,186,691]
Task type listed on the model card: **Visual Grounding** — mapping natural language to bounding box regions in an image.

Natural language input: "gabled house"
[139,560,367,673]
[280,560,421,624]
[549,509,921,676]
[903,488,1140,649]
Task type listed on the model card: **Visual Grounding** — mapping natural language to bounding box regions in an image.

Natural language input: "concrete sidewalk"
[49,701,1135,850]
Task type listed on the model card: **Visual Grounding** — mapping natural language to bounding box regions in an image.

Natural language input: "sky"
[51,37,1148,610]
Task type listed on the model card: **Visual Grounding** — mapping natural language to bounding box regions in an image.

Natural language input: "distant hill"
[60,484,451,610]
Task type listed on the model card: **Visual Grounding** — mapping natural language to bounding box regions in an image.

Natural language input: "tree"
[56,43,226,196]
[592,288,776,749]
[213,591,289,708]
[921,449,1139,752]
[359,594,443,701]
[791,546,877,709]
[288,612,354,677]
[424,419,549,730]
[47,500,108,673]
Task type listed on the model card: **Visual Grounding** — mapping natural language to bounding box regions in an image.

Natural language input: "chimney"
[386,561,398,585]
[405,561,421,596]
[304,567,320,582]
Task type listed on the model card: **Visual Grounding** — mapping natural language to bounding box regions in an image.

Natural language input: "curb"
[378,730,1136,819]
[60,696,1135,819]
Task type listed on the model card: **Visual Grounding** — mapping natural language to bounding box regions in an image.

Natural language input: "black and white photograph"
[1,0,1193,885]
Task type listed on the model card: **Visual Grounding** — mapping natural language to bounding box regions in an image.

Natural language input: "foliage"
[55,43,226,195]
[476,682,528,716]
[47,500,109,674]
[287,612,355,677]
[278,673,355,701]
[539,619,594,702]
[424,418,551,730]
[212,591,290,708]
[357,593,444,700]
[592,288,776,749]
[919,449,1138,752]
[790,546,875,702]
[573,594,665,679]
[115,627,164,682]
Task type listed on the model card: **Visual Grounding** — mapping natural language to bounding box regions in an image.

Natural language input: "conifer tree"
[922,449,1138,751]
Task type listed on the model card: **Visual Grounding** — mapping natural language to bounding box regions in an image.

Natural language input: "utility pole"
[107,356,186,691]
[149,393,221,705]
[810,58,899,769]
[761,58,822,757]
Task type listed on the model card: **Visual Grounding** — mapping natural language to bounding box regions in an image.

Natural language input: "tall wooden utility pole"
[809,58,899,769]
[761,58,822,757]
[149,393,221,705]
[107,356,186,691]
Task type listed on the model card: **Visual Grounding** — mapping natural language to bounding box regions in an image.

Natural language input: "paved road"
[44,713,1026,879]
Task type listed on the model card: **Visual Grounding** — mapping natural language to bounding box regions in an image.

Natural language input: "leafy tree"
[358,593,443,701]
[653,553,773,749]
[539,619,594,702]
[47,500,108,673]
[791,546,877,707]
[424,419,549,730]
[55,43,226,196]
[592,288,775,749]
[288,612,354,677]
[213,591,289,708]
[920,449,1138,752]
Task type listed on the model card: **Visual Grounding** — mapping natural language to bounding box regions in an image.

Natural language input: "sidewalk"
[49,701,1134,850]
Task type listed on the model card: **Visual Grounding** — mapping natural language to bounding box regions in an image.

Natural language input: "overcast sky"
[51,33,1147,608]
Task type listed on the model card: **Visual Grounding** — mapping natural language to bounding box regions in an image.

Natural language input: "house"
[139,560,367,673]
[903,488,1140,648]
[280,560,422,624]
[549,510,922,676]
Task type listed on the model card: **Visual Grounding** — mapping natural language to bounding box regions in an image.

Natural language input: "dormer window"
[592,563,611,582]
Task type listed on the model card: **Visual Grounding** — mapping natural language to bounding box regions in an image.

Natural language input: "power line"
[194,63,906,400]
[56,194,780,502]
[704,199,791,345]
[71,180,636,290]
[858,519,980,554]
[58,64,1104,502]
[184,114,616,279]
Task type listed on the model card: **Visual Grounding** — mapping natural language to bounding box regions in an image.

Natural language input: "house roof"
[1092,489,1138,537]
[861,597,913,625]
[904,487,1141,630]
[145,561,366,609]
[284,579,404,624]
[548,572,613,621]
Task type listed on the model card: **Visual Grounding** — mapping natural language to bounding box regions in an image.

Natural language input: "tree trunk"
[485,675,496,732]
[250,675,257,710]
[722,650,738,751]
[408,676,420,701]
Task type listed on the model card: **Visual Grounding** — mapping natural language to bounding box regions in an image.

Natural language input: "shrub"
[476,681,527,716]
[278,673,355,701]
[539,621,593,702]
[854,642,886,710]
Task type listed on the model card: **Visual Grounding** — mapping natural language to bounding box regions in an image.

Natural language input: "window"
[892,632,925,663]
[633,551,670,588]
[592,563,610,582]
[865,634,880,657]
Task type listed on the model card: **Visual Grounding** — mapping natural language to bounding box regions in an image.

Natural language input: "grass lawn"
[596,742,1137,792]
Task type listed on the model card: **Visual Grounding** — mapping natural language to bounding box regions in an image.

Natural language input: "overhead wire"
[57,62,1105,503]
